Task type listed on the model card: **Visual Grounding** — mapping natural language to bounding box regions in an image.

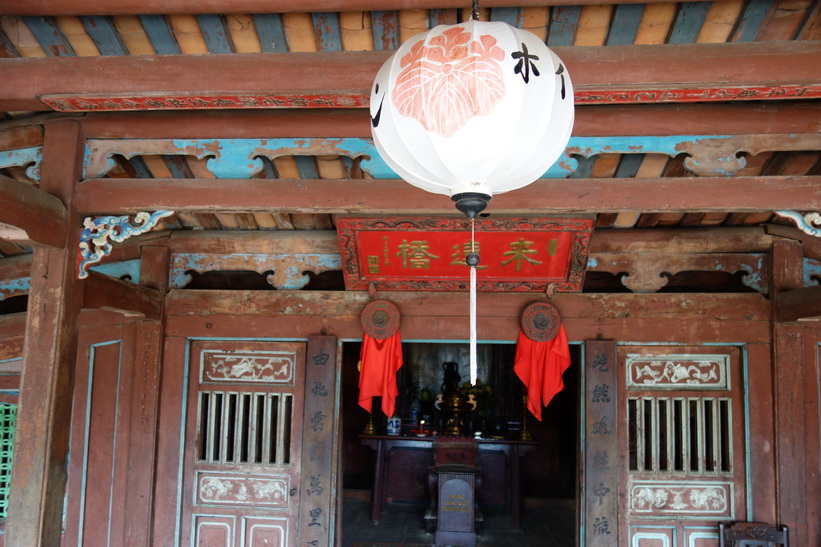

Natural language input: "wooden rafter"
[1,0,698,16]
[75,175,821,215]
[1,42,818,112]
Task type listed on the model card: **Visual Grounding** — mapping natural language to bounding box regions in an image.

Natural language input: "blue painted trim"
[23,16,75,57]
[490,7,523,28]
[170,252,341,289]
[89,258,141,284]
[312,12,341,52]
[86,135,747,181]
[371,11,399,51]
[0,277,31,301]
[607,4,644,46]
[138,15,180,54]
[128,156,154,178]
[547,6,581,47]
[668,2,711,45]
[80,16,128,55]
[253,14,288,53]
[196,15,234,54]
[734,0,771,42]
[174,339,192,544]
[804,257,821,287]
[0,146,42,182]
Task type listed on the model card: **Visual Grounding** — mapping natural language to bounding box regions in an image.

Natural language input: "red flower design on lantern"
[391,27,506,137]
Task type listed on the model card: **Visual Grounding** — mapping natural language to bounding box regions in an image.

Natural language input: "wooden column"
[770,238,810,542]
[122,245,169,546]
[6,120,84,546]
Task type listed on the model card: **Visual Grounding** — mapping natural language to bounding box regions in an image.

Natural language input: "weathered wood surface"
[0,174,67,247]
[803,326,821,545]
[746,342,777,525]
[0,313,25,361]
[82,271,162,319]
[770,239,812,544]
[775,285,821,322]
[79,102,821,139]
[164,290,771,342]
[75,176,821,215]
[0,0,697,16]
[6,120,85,546]
[3,42,818,112]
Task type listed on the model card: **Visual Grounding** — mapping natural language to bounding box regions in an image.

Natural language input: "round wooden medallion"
[521,302,562,342]
[361,300,401,339]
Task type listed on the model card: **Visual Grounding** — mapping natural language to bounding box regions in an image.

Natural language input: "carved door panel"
[618,345,747,547]
[179,340,307,547]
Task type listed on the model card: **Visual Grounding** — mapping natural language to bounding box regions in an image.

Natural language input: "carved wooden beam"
[2,42,818,112]
[82,271,162,319]
[0,174,68,247]
[0,0,723,16]
[75,176,821,215]
[79,102,821,139]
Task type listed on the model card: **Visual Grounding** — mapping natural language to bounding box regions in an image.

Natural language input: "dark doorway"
[340,340,579,546]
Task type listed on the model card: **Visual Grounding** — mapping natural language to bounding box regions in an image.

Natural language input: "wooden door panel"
[180,340,307,547]
[617,345,745,547]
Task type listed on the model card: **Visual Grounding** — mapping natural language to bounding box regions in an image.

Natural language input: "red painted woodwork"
[337,217,592,292]
[79,102,821,139]
[0,175,68,248]
[5,120,85,547]
[74,176,821,215]
[3,43,819,112]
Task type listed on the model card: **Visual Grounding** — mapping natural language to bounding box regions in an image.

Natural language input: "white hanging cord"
[469,218,477,385]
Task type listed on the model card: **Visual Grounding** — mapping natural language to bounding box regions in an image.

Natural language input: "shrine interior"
[0,2,820,547]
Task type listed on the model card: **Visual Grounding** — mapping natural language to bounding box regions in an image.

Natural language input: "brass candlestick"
[363,412,376,435]
[519,395,533,441]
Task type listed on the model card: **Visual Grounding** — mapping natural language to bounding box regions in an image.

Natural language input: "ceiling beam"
[77,102,821,139]
[2,42,818,112]
[1,0,694,16]
[75,175,821,215]
[0,175,68,247]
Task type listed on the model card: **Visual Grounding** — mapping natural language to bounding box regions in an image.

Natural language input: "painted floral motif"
[199,476,288,506]
[392,27,506,137]
[627,355,727,388]
[630,483,729,515]
[204,354,293,383]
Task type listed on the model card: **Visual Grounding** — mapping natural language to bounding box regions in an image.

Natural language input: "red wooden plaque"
[337,217,593,292]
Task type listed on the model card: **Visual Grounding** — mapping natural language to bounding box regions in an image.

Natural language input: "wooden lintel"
[79,102,821,139]
[0,175,68,247]
[75,176,821,215]
[82,271,162,319]
[1,42,818,112]
[1,0,669,16]
[776,285,821,323]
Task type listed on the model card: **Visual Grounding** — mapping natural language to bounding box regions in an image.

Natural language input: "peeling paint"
[0,146,42,181]
[0,277,30,301]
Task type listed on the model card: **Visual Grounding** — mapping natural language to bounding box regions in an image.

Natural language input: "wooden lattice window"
[197,391,293,466]
[627,396,732,474]
[0,404,16,518]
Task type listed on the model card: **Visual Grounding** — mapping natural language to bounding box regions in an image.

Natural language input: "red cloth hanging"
[358,331,404,418]
[513,325,571,421]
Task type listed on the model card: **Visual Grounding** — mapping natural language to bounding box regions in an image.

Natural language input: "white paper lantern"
[370,20,574,217]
